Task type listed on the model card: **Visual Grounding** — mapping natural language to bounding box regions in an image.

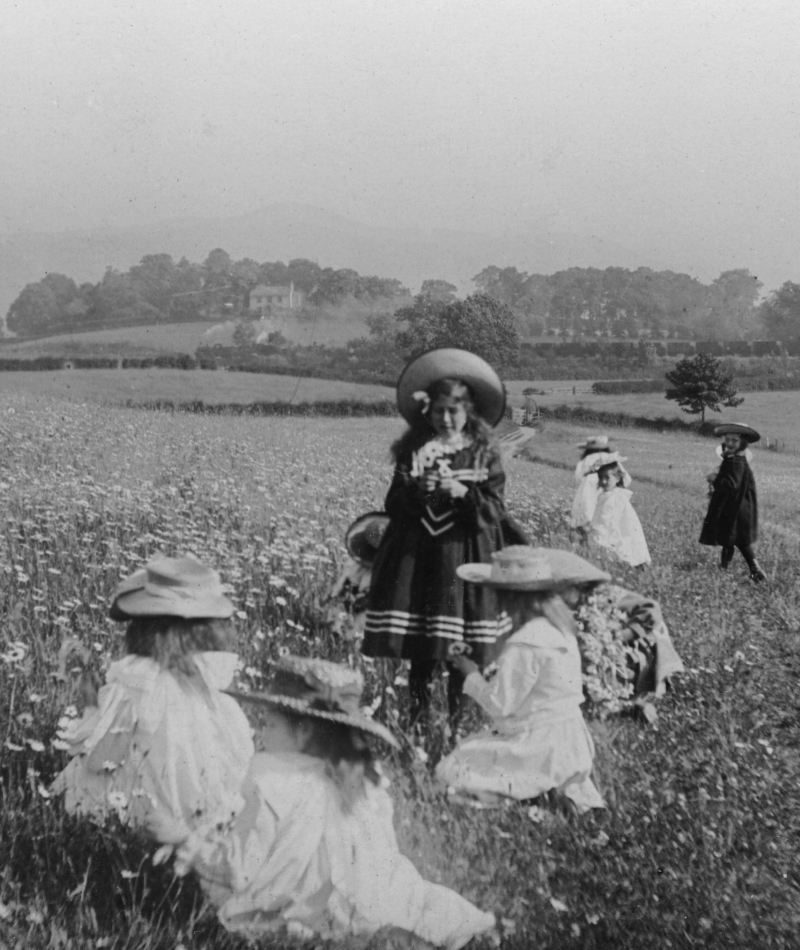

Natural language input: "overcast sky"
[2,0,799,286]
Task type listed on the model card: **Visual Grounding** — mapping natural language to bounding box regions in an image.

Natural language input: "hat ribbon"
[302,669,363,716]
[412,390,431,415]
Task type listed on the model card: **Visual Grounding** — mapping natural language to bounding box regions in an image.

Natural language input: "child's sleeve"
[463,643,540,719]
[176,773,278,892]
[384,461,429,519]
[452,448,507,530]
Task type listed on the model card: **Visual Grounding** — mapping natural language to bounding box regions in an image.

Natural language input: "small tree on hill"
[665,352,743,424]
[395,292,520,365]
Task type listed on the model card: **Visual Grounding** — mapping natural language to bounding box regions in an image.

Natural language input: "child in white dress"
[52,555,254,835]
[571,435,631,534]
[436,547,606,813]
[589,457,651,567]
[147,655,496,949]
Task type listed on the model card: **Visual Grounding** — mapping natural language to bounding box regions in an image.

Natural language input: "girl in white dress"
[589,457,651,567]
[147,655,497,949]
[436,547,606,814]
[571,435,630,534]
[52,555,254,836]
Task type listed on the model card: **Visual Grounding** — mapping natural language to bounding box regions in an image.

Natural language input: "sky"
[2,0,799,287]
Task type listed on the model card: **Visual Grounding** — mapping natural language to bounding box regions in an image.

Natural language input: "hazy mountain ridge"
[0,203,666,326]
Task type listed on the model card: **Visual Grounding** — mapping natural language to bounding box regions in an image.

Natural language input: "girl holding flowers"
[363,348,524,733]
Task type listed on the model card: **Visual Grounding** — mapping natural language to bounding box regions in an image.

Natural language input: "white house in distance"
[248,282,304,313]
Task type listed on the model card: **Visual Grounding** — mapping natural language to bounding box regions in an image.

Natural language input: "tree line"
[4,250,409,338]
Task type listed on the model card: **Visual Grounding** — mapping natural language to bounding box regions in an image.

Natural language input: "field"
[0,313,373,355]
[506,381,800,450]
[1,393,799,949]
[0,369,394,405]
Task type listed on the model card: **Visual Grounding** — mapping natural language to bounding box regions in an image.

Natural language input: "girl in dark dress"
[700,423,766,582]
[363,349,521,732]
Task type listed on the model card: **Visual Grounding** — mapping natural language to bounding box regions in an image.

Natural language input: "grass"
[505,381,800,450]
[0,369,394,406]
[1,396,799,948]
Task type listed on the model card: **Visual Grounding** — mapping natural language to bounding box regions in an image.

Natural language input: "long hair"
[279,709,382,812]
[125,616,231,679]
[498,589,579,638]
[391,377,497,462]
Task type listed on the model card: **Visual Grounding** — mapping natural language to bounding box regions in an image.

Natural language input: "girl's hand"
[146,810,191,847]
[450,654,479,677]
[440,477,468,499]
[419,474,439,493]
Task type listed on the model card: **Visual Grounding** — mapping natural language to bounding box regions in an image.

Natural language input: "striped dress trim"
[365,610,512,643]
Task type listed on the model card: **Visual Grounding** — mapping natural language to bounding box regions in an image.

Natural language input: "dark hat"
[396,348,506,426]
[346,512,390,565]
[714,423,760,444]
[227,655,399,749]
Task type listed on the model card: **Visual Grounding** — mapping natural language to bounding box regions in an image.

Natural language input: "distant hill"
[0,203,666,332]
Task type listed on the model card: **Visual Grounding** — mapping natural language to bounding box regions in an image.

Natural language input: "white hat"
[457,546,610,591]
[110,554,234,621]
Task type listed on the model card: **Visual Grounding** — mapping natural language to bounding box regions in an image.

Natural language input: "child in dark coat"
[700,423,766,582]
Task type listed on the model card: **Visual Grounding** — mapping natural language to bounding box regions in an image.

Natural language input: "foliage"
[0,400,798,949]
[759,281,800,340]
[665,352,744,423]
[395,291,520,364]
[575,587,638,716]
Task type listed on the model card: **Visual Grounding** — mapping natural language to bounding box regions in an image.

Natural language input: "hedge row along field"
[1,396,798,949]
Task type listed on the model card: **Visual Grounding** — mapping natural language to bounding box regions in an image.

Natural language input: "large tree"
[395,292,520,365]
[759,281,800,340]
[665,352,743,423]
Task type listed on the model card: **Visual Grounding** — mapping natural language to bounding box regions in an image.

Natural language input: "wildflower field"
[1,393,798,950]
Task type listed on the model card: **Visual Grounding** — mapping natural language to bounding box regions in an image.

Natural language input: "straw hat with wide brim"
[584,451,628,475]
[714,423,760,444]
[227,655,399,749]
[396,348,506,426]
[457,545,610,591]
[576,435,613,451]
[346,512,390,565]
[110,554,234,621]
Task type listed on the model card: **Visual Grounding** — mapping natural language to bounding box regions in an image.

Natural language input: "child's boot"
[719,546,735,570]
[749,560,767,583]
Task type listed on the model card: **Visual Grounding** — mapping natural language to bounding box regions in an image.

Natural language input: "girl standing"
[700,423,766,582]
[148,655,497,949]
[363,348,523,732]
[571,436,630,534]
[589,455,651,567]
[53,555,254,834]
[436,546,606,813]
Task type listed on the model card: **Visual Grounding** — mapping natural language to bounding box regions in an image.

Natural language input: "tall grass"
[1,397,798,948]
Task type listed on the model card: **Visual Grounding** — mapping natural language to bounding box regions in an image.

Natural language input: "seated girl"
[436,546,606,813]
[326,512,389,641]
[52,555,254,835]
[147,655,497,949]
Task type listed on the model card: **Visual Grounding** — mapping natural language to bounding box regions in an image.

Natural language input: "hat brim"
[397,348,506,426]
[227,690,400,750]
[585,454,628,474]
[713,423,760,443]
[346,512,390,564]
[110,590,235,621]
[457,549,610,591]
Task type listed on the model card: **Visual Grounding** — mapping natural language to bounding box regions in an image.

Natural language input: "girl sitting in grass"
[436,546,606,814]
[147,655,497,949]
[52,555,254,835]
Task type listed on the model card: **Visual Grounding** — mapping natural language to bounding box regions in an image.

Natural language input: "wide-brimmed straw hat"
[584,451,628,475]
[110,554,234,621]
[227,655,399,749]
[396,348,506,426]
[457,545,611,591]
[346,512,390,565]
[714,423,760,444]
[577,435,613,451]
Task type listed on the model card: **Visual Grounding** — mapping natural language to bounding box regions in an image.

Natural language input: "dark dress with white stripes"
[363,440,513,666]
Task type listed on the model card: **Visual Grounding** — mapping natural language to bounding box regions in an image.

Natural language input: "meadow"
[1,393,799,949]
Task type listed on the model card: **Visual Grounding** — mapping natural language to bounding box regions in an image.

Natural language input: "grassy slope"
[0,369,394,405]
[0,403,798,949]
[505,382,800,449]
